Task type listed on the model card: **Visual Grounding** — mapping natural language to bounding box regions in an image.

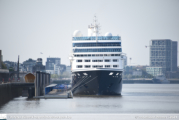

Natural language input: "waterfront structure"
[171,41,178,71]
[146,39,178,76]
[46,58,61,70]
[32,58,45,73]
[23,58,36,72]
[66,66,71,74]
[19,64,26,72]
[54,64,66,75]
[146,67,163,76]
[4,61,17,70]
[45,70,54,74]
[122,55,127,69]
[69,16,124,95]
[132,69,142,76]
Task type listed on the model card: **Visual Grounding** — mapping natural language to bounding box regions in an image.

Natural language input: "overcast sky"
[0,0,179,66]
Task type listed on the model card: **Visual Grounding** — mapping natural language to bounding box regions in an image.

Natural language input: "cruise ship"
[69,16,124,95]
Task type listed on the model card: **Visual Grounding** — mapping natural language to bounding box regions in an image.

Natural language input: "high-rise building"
[54,64,66,75]
[146,39,178,76]
[45,58,61,70]
[171,41,178,71]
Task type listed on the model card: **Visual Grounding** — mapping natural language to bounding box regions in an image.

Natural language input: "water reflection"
[0,84,179,113]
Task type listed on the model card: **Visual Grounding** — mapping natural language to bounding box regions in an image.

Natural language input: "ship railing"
[73,36,120,41]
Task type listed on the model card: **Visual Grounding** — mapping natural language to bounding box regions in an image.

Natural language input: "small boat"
[152,75,170,84]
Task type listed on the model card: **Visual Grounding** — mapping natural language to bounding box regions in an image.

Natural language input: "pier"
[0,82,34,106]
[0,71,73,106]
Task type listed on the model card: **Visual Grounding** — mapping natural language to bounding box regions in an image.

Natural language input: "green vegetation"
[141,69,153,78]
[1,62,7,69]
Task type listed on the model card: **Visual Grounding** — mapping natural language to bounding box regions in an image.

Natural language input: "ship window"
[73,48,122,53]
[85,65,91,68]
[76,60,82,62]
[111,54,114,56]
[105,65,110,68]
[84,54,87,57]
[77,65,82,68]
[100,54,103,56]
[96,54,99,56]
[113,59,118,62]
[113,65,118,67]
[104,54,107,56]
[115,54,120,56]
[92,65,103,68]
[72,42,121,47]
[73,36,120,41]
[77,55,80,57]
[107,54,111,56]
[85,60,90,62]
[92,60,103,62]
[105,59,110,62]
[88,54,91,56]
[92,54,95,56]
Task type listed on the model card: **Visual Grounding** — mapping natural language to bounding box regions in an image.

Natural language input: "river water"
[0,84,179,114]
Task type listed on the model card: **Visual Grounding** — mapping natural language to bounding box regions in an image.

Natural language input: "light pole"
[130,58,132,65]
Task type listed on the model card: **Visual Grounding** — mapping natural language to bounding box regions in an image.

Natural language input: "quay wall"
[0,83,22,106]
[123,79,179,84]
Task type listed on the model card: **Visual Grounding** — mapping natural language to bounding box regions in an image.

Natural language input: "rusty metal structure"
[24,73,35,83]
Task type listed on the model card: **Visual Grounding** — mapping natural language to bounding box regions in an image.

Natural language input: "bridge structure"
[0,69,9,83]
[0,69,30,84]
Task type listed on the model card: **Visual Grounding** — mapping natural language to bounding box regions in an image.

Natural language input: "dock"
[33,90,73,99]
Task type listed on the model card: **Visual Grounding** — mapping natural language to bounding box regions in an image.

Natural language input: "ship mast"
[93,15,100,43]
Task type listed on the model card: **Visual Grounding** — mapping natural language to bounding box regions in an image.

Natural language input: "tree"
[1,62,7,69]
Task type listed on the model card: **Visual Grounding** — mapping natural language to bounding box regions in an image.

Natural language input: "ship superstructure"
[69,16,123,95]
